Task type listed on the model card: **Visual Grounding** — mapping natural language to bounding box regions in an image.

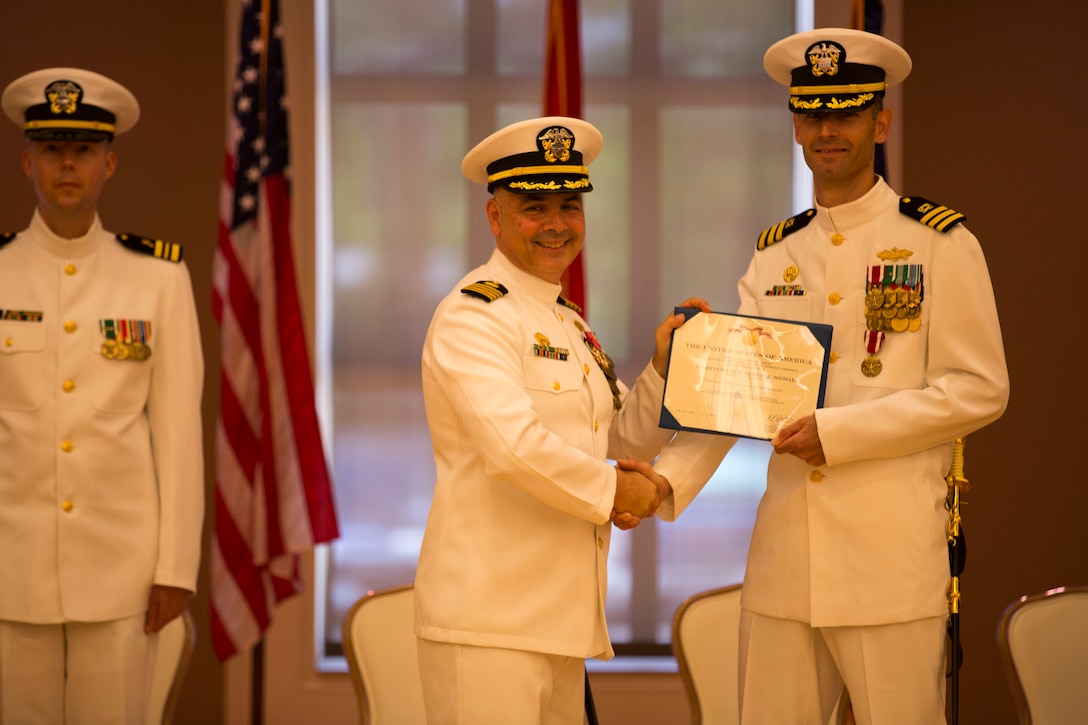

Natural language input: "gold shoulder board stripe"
[899,197,966,233]
[115,233,184,263]
[461,280,509,302]
[756,208,816,251]
[558,296,583,315]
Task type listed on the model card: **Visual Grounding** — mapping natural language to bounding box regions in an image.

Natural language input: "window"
[315,0,807,668]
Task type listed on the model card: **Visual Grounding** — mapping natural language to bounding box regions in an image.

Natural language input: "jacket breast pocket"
[0,322,46,411]
[524,356,583,436]
[88,339,153,414]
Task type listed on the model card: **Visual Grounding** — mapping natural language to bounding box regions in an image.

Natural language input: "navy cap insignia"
[115,232,184,262]
[45,80,82,115]
[461,280,509,302]
[899,197,965,233]
[756,209,815,250]
[807,42,843,78]
[538,126,574,163]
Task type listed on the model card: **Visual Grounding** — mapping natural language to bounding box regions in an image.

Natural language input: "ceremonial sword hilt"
[945,436,969,615]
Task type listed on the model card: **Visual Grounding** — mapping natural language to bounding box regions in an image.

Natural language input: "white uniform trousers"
[738,609,947,725]
[417,639,585,725]
[0,614,157,725]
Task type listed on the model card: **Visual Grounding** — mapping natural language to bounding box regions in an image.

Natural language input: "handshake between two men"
[610,459,672,531]
[607,295,711,531]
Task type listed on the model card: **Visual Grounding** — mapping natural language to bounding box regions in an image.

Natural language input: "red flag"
[210,0,339,661]
[543,0,587,315]
[852,0,887,178]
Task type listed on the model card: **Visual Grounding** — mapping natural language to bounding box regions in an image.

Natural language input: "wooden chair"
[997,585,1088,724]
[147,608,195,725]
[342,584,426,724]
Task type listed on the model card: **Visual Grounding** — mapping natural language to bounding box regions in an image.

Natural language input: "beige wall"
[1,1,1084,724]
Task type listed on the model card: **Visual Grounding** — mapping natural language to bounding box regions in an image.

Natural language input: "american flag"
[543,0,587,315]
[210,0,339,661]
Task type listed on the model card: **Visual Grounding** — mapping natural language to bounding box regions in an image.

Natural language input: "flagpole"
[252,641,265,725]
[543,0,587,315]
[250,5,272,721]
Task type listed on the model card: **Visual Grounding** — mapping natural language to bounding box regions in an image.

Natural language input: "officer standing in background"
[0,68,204,722]
[652,29,1010,724]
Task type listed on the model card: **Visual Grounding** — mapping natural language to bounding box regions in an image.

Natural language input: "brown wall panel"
[904,2,1088,723]
[0,3,226,723]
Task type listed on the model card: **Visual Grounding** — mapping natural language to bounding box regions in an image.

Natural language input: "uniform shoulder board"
[0,232,15,250]
[558,296,583,315]
[756,209,816,251]
[461,280,509,303]
[899,196,966,233]
[115,232,184,262]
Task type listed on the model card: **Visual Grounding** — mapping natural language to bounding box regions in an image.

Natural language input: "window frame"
[310,0,822,673]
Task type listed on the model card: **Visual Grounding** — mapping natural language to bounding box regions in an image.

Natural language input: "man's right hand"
[613,465,657,519]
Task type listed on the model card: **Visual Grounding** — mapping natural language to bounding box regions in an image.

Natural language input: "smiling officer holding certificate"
[649,28,1010,725]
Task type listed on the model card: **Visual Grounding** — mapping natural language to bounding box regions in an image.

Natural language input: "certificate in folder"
[660,309,833,440]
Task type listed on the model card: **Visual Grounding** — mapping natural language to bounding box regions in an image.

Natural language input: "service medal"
[862,330,884,377]
[582,327,622,410]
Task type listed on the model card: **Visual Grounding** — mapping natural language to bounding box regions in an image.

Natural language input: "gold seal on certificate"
[660,309,833,440]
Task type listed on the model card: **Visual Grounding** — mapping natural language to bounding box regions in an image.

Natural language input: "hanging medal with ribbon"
[576,321,622,410]
[861,329,884,377]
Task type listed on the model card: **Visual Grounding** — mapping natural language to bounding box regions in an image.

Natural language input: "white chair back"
[343,584,427,725]
[672,585,852,725]
[998,585,1088,724]
[672,584,743,725]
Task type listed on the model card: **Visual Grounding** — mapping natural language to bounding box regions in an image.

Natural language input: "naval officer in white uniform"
[415,116,707,724]
[0,67,204,723]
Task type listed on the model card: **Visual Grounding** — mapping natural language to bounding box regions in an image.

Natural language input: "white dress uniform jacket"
[0,211,204,623]
[656,179,1009,627]
[416,249,673,660]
